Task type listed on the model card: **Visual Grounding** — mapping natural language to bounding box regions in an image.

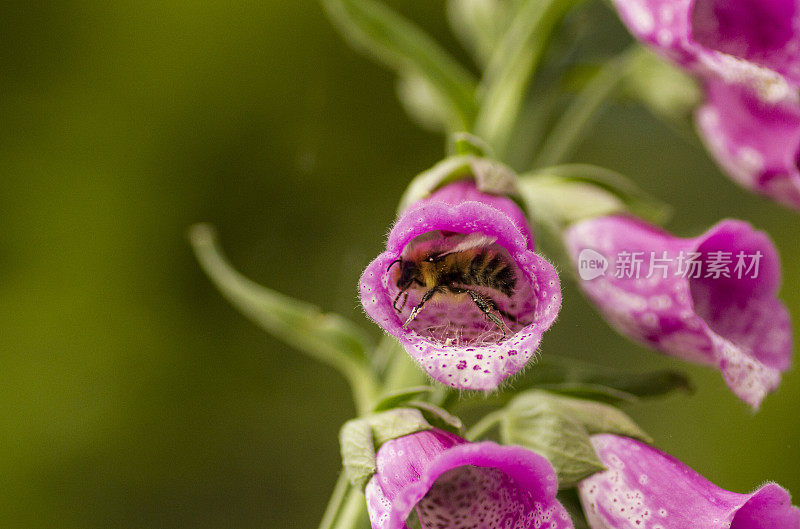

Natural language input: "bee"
[388,232,518,338]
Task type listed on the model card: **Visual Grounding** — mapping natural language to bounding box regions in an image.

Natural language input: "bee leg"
[393,288,406,312]
[399,291,409,311]
[497,308,519,324]
[462,289,508,339]
[403,287,439,328]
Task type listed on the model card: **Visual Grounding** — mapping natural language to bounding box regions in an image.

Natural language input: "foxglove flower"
[579,434,800,529]
[359,181,561,391]
[611,0,800,103]
[366,428,573,529]
[565,215,792,408]
[696,79,800,210]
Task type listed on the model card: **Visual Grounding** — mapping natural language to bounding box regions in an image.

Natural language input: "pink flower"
[366,428,573,529]
[579,434,800,529]
[611,0,800,103]
[565,215,792,409]
[696,79,800,210]
[359,181,561,391]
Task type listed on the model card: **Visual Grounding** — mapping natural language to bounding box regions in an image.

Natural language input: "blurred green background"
[1,1,798,527]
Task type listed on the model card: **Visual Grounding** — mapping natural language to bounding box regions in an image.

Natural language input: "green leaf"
[396,72,454,132]
[322,0,478,130]
[534,47,638,167]
[447,0,513,67]
[622,47,701,132]
[501,394,604,488]
[189,224,379,413]
[519,164,672,228]
[534,382,641,404]
[475,0,582,155]
[513,357,692,402]
[373,386,436,412]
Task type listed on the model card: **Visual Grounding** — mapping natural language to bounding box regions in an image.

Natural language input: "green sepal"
[397,155,518,214]
[406,401,464,434]
[519,164,672,229]
[339,405,462,489]
[339,419,377,491]
[372,386,436,412]
[500,390,650,488]
[501,395,604,488]
[447,132,492,158]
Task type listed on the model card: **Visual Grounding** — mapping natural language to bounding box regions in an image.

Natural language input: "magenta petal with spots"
[565,215,792,409]
[611,0,800,102]
[696,79,800,210]
[579,434,800,529]
[359,181,561,391]
[366,428,573,529]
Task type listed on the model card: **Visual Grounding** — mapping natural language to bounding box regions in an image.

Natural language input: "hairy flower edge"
[359,181,561,391]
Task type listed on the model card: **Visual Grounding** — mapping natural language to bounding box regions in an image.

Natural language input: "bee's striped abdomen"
[465,250,516,296]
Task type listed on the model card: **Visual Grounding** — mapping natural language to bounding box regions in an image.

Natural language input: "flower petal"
[579,434,800,529]
[366,429,572,529]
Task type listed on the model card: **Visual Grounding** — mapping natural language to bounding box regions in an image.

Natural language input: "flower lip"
[579,434,800,529]
[690,0,798,67]
[376,439,568,529]
[360,182,561,390]
[689,220,792,372]
[695,79,800,210]
[611,0,800,101]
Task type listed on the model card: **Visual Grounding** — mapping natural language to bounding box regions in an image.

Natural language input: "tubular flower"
[366,428,573,529]
[610,0,800,103]
[565,215,792,409]
[696,79,800,210]
[578,434,800,529]
[359,181,561,391]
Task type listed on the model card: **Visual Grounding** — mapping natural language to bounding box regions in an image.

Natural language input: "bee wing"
[443,233,497,255]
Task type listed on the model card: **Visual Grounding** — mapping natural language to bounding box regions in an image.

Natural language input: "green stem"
[466,410,505,441]
[189,224,379,414]
[318,473,352,529]
[475,0,582,157]
[331,487,369,529]
[533,46,640,168]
